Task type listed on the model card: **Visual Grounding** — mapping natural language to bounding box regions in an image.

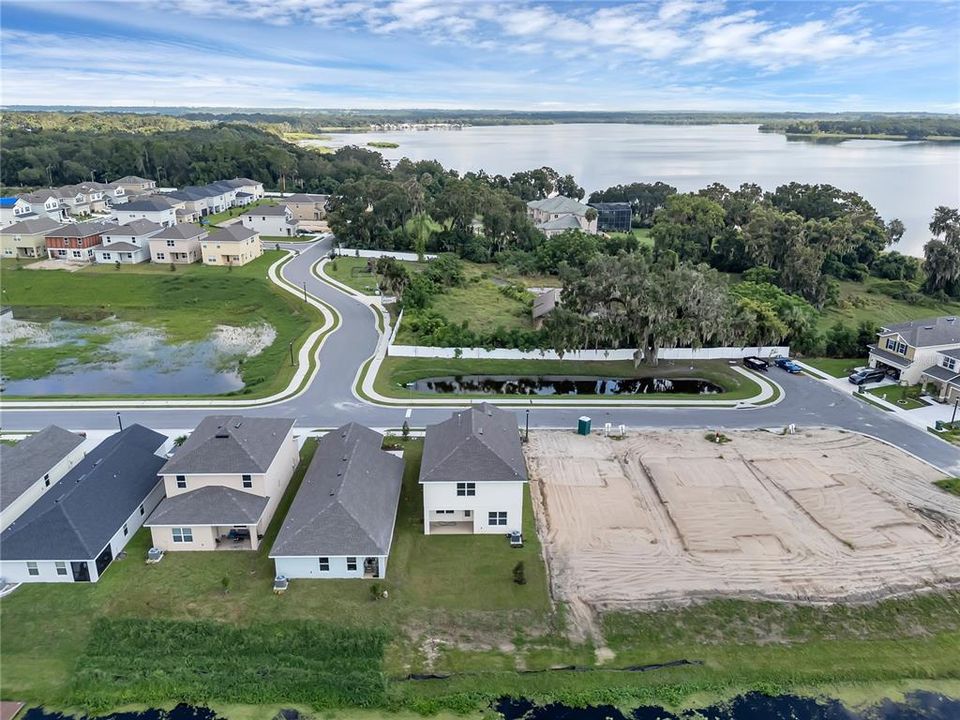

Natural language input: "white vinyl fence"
[388,344,790,361]
[335,248,437,262]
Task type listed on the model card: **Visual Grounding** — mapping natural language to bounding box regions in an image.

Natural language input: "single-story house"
[113,197,178,227]
[149,223,207,264]
[241,204,300,237]
[527,196,598,237]
[0,217,65,259]
[201,224,262,266]
[271,424,404,580]
[420,403,527,535]
[145,416,298,551]
[94,219,164,264]
[869,316,960,384]
[0,425,170,584]
[0,425,86,532]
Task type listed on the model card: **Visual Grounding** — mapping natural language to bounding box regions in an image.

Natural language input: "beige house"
[920,349,960,402]
[149,223,207,264]
[202,224,261,266]
[112,176,158,193]
[145,416,298,551]
[869,316,960,385]
[0,217,65,259]
[282,193,328,222]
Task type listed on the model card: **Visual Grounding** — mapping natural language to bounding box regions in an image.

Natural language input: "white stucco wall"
[274,554,388,579]
[149,524,219,552]
[241,213,297,237]
[0,445,86,532]
[421,481,525,535]
[114,208,177,227]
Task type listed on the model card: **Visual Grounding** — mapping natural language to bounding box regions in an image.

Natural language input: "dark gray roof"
[538,214,582,231]
[0,425,166,561]
[245,205,289,217]
[532,288,559,320]
[45,220,116,238]
[420,404,527,484]
[0,217,65,236]
[208,225,257,243]
[879,316,960,348]
[0,426,85,513]
[161,415,295,475]
[283,193,328,203]
[868,345,914,368]
[111,219,163,236]
[120,197,176,212]
[920,364,960,383]
[940,348,960,361]
[151,223,206,240]
[270,424,404,557]
[112,175,154,184]
[97,242,143,252]
[145,486,268,526]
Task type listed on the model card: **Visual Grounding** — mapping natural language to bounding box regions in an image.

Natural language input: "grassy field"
[818,279,960,332]
[605,227,653,249]
[0,252,321,397]
[372,356,763,402]
[325,256,393,294]
[935,478,960,496]
[2,436,959,715]
[202,198,276,226]
[802,357,864,378]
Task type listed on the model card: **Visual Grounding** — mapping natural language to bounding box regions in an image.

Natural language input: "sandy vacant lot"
[526,429,960,620]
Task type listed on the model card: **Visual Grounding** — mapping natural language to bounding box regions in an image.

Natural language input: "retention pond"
[405,375,723,396]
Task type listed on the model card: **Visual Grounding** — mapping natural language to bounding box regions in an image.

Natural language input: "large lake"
[322,123,960,256]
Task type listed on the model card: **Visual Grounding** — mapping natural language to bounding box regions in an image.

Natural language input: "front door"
[71,561,91,582]
[94,545,113,577]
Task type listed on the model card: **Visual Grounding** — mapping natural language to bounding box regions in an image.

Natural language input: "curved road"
[4,238,960,472]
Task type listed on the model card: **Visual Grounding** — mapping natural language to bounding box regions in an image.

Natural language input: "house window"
[102,252,111,260]
[242,474,252,488]
[944,357,957,371]
[488,511,508,526]
[346,557,357,571]
[166,240,175,247]
[172,527,193,543]
[155,252,165,260]
[176,475,186,489]
[55,561,67,576]
[72,250,82,258]
[897,342,908,355]
[44,473,50,488]
[26,562,39,576]
[464,510,472,518]
[436,509,454,515]
[123,523,129,536]
[139,504,145,516]
[885,338,897,351]
[456,482,476,496]
[318,557,329,571]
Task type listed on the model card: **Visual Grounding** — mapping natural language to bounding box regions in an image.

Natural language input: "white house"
[868,316,960,385]
[113,197,178,227]
[149,223,207,264]
[94,219,164,264]
[419,403,527,535]
[0,426,86,533]
[526,196,598,237]
[145,416,299,552]
[0,197,34,226]
[0,425,170,584]
[271,424,404,580]
[17,191,69,224]
[241,204,299,237]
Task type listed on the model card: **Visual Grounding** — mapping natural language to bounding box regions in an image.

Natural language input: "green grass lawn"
[818,279,960,332]
[202,198,276,226]
[325,256,388,294]
[2,436,959,715]
[372,357,762,402]
[0,252,322,397]
[935,478,960,496]
[864,384,927,410]
[802,357,864,378]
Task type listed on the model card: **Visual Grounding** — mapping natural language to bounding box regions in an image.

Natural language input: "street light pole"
[289,341,295,366]
[116,412,123,431]
[525,408,530,443]
[302,281,308,303]
[952,398,958,426]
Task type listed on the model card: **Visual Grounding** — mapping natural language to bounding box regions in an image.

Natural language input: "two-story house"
[526,196,598,237]
[111,176,158,193]
[282,193,328,223]
[0,425,86,533]
[869,316,960,384]
[19,191,69,223]
[149,223,207,264]
[45,220,117,262]
[94,219,164,264]
[920,348,960,403]
[201,225,261,266]
[113,197,178,227]
[0,217,65,259]
[419,403,527,535]
[271,424,404,580]
[145,416,298,551]
[0,424,169,584]
[241,204,300,237]
[0,197,34,226]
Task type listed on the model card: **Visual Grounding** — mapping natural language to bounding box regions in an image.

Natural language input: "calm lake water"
[322,124,960,256]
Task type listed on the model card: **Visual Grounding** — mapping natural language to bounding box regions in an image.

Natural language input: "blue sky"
[1,0,958,111]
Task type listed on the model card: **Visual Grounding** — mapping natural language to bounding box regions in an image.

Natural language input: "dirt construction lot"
[526,429,960,618]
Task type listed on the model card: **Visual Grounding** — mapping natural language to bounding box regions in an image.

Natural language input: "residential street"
[4,238,960,473]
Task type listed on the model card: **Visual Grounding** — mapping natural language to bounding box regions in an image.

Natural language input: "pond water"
[0,317,253,396]
[405,375,722,395]
[319,123,960,256]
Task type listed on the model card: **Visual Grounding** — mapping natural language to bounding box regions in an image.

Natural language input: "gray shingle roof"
[120,197,176,212]
[920,364,960,383]
[98,242,143,252]
[145,486,268,526]
[527,195,590,216]
[532,288,559,319]
[0,217,65,236]
[160,416,295,475]
[270,424,404,557]
[0,425,166,561]
[151,223,206,240]
[112,219,164,236]
[45,220,117,238]
[941,348,960,360]
[879,316,960,348]
[113,176,153,185]
[246,205,289,217]
[0,426,85,513]
[420,404,527,484]
[207,225,257,243]
[283,193,328,203]
[538,214,582,231]
[868,345,913,368]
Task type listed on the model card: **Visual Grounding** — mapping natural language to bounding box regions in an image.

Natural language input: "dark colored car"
[743,356,769,372]
[774,356,803,373]
[848,368,887,385]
